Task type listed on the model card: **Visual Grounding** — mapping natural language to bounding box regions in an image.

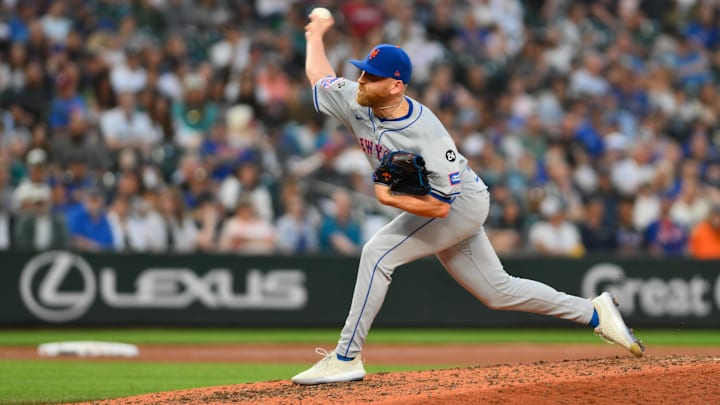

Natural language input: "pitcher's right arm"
[305,12,336,85]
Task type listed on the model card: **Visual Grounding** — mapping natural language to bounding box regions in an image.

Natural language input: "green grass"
[0,360,438,405]
[0,328,718,404]
[0,328,718,346]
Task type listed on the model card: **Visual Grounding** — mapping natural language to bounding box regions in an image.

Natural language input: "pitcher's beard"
[355,89,371,106]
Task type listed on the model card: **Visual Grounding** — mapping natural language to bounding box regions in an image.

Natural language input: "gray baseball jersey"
[313,77,594,358]
[314,76,485,200]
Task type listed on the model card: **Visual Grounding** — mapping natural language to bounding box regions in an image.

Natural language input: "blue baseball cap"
[349,44,412,84]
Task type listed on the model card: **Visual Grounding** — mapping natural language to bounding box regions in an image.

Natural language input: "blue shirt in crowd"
[319,216,362,253]
[66,206,114,250]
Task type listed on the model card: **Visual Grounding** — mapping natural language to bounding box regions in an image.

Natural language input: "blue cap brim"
[349,59,393,79]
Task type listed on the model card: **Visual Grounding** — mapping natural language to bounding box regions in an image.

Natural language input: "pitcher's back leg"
[436,229,594,324]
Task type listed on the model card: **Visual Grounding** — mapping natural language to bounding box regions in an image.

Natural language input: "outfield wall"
[2,250,719,327]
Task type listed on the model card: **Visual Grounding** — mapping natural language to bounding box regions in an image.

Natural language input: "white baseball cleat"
[592,292,645,357]
[291,348,366,385]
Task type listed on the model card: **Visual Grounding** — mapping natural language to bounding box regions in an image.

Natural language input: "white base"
[38,341,139,358]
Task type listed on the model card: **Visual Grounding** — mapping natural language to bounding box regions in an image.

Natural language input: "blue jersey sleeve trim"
[312,76,338,112]
[430,191,454,204]
[430,187,460,198]
[312,83,320,112]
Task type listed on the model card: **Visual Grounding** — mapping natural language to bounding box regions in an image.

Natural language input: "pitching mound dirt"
[87,355,719,404]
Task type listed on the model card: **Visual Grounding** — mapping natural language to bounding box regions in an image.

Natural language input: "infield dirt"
[58,344,720,405]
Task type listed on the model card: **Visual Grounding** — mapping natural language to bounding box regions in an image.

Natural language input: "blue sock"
[588,309,599,328]
[336,353,354,361]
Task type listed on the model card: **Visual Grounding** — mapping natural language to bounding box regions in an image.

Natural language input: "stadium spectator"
[319,190,362,255]
[109,44,147,94]
[155,186,198,253]
[590,168,620,228]
[684,3,720,50]
[254,56,292,123]
[12,182,69,251]
[99,91,160,155]
[192,0,232,32]
[486,197,525,255]
[218,194,276,254]
[4,38,29,92]
[163,0,195,37]
[425,0,457,45]
[633,182,662,233]
[52,153,97,214]
[168,152,201,204]
[276,193,319,255]
[611,141,656,198]
[110,170,144,206]
[48,63,86,131]
[688,205,720,259]
[128,195,166,252]
[672,35,711,92]
[644,196,689,257]
[704,161,720,196]
[50,110,109,172]
[528,196,585,257]
[218,159,273,223]
[1,60,49,123]
[172,73,217,149]
[12,148,51,214]
[66,187,114,251]
[200,119,241,180]
[542,151,584,222]
[40,1,72,44]
[383,7,444,85]
[209,24,250,78]
[340,0,385,38]
[106,196,135,252]
[579,196,618,253]
[569,51,609,98]
[615,197,644,256]
[670,179,711,229]
[0,99,32,152]
[192,191,223,252]
[131,0,167,39]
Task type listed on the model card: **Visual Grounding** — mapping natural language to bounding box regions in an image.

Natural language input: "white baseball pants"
[336,189,594,358]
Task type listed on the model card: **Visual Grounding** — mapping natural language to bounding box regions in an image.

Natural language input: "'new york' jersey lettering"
[313,77,487,200]
[358,138,390,160]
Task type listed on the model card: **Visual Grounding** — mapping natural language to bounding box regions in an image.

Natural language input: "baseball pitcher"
[292,8,644,385]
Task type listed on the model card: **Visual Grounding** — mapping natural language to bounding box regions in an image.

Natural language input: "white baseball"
[310,7,332,20]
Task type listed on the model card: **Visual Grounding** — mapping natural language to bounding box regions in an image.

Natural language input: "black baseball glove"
[373,151,430,196]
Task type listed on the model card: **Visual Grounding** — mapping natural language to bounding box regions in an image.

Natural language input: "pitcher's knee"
[483,296,515,310]
[360,241,377,258]
[482,276,517,310]
[360,244,394,279]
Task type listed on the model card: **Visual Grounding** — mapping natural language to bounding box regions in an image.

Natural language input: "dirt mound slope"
[88,355,720,404]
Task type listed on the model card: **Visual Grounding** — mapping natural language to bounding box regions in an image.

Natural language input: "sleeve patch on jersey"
[445,150,457,162]
[448,171,461,185]
[320,76,346,89]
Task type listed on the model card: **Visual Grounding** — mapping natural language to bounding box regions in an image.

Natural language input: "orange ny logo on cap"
[394,70,401,77]
[369,48,380,60]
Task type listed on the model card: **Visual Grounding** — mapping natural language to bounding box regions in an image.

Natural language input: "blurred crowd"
[1,0,719,258]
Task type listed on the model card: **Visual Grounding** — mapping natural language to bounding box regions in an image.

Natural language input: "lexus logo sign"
[19,251,97,322]
[18,251,308,323]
